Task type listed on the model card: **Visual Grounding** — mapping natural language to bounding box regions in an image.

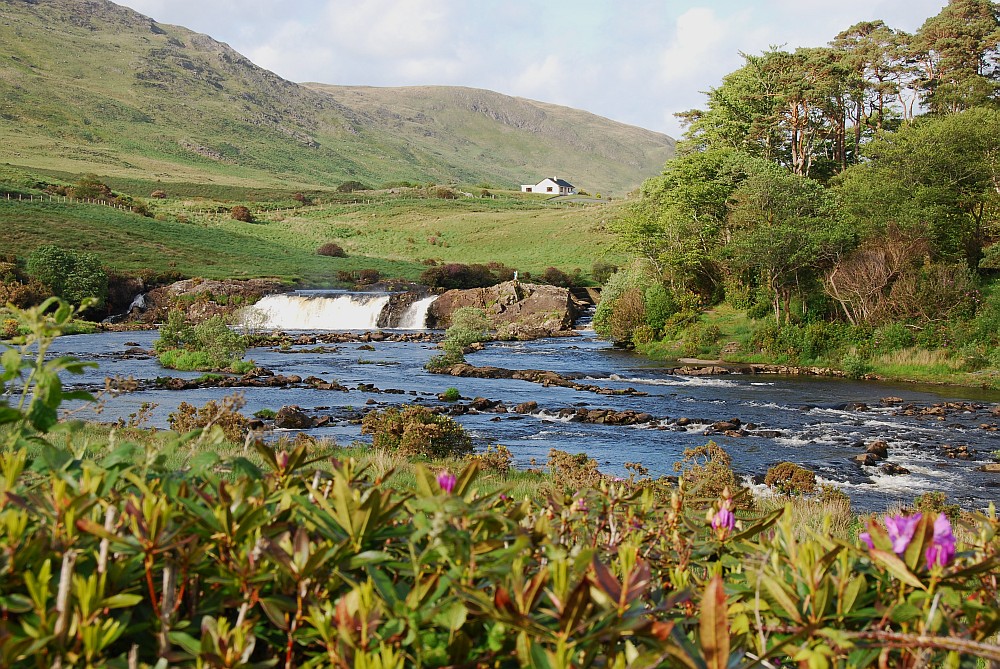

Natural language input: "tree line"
[599,0,1000,373]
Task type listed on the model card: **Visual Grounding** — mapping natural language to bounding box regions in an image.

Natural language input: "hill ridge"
[0,0,673,194]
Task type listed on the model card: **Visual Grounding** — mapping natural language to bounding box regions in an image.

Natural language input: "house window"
[525,187,532,192]
[547,187,553,192]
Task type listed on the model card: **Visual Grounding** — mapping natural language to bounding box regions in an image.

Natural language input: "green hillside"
[0,0,673,196]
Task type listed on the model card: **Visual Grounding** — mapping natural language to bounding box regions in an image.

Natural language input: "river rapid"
[46,312,1000,513]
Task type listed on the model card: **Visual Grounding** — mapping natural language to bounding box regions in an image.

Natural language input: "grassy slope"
[0,185,624,283]
[0,0,672,196]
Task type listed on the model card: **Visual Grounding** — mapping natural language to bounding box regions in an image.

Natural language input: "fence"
[3,192,139,213]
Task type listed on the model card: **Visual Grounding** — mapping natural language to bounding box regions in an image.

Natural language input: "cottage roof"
[548,177,574,188]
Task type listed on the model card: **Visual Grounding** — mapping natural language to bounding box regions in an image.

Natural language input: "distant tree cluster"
[601,0,1000,369]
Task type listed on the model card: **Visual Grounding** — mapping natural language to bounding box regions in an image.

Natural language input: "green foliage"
[441,387,461,402]
[2,301,1000,667]
[428,307,491,368]
[25,244,108,309]
[336,180,369,193]
[154,311,248,371]
[593,260,659,344]
[764,461,818,495]
[360,404,474,458]
[842,352,874,379]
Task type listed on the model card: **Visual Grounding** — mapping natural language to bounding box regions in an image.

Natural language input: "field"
[0,177,624,284]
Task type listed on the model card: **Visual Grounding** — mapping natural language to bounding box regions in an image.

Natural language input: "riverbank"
[634,305,1000,391]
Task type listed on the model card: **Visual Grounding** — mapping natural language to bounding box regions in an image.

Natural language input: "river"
[45,309,1000,513]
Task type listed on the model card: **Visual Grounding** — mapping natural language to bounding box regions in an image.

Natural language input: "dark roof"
[548,177,574,188]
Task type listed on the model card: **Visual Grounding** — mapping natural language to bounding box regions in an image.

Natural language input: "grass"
[0,1,672,197]
[0,185,624,283]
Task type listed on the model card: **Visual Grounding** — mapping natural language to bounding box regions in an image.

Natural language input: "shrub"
[356,269,381,285]
[841,352,872,379]
[764,461,817,495]
[336,180,369,193]
[317,243,347,258]
[361,405,473,458]
[2,318,19,339]
[231,205,254,222]
[548,448,603,492]
[150,189,167,199]
[539,266,575,287]
[0,279,51,308]
[441,387,461,402]
[154,311,247,371]
[420,263,498,289]
[592,261,618,286]
[25,244,107,309]
[674,441,744,506]
[469,444,514,475]
[914,491,960,522]
[168,395,249,443]
[644,284,677,333]
[428,307,491,369]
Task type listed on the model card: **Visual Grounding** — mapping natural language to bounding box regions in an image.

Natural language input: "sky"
[117,0,948,139]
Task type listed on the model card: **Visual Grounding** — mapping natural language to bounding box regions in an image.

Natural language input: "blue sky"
[118,1,947,138]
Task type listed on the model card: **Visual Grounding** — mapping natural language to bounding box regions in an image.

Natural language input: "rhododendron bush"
[1,301,998,667]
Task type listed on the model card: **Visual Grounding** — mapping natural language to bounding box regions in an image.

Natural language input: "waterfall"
[398,295,437,329]
[248,293,392,330]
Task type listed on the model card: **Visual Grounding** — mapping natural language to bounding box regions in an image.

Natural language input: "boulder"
[880,462,911,476]
[865,440,889,460]
[514,401,538,414]
[274,405,313,429]
[140,278,283,324]
[426,281,585,336]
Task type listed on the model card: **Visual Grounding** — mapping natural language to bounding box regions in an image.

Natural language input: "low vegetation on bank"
[2,300,999,668]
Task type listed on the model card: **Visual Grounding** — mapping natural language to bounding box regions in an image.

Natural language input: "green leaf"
[700,574,730,669]
[760,575,803,624]
[868,549,926,590]
[433,601,468,632]
[101,593,144,609]
[347,551,393,569]
[889,602,923,623]
[167,631,201,656]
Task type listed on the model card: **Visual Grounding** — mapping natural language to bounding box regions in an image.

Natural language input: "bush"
[168,395,250,443]
[592,261,618,286]
[361,405,473,458]
[25,244,107,309]
[428,307,491,369]
[764,461,817,495]
[539,266,576,287]
[356,269,381,285]
[441,387,461,402]
[469,444,514,475]
[150,189,167,199]
[644,284,677,333]
[548,448,604,492]
[0,279,51,308]
[231,205,254,222]
[154,311,247,371]
[336,180,369,193]
[317,243,347,258]
[420,263,498,289]
[674,441,744,506]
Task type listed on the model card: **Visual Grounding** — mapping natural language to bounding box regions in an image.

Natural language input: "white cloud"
[112,0,955,139]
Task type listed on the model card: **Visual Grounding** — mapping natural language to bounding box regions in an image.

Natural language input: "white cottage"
[521,177,576,195]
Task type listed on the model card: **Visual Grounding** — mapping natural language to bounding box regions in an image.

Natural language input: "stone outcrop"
[427,281,586,338]
[138,278,284,323]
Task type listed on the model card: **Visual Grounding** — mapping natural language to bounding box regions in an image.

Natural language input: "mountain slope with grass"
[0,0,673,195]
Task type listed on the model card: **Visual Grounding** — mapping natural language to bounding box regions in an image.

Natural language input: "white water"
[398,295,437,329]
[249,294,391,330]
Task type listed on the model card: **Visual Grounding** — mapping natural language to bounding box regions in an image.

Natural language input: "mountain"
[0,0,674,195]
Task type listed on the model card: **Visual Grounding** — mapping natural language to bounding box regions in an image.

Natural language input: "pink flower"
[276,450,290,471]
[711,506,735,537]
[436,470,456,494]
[859,532,874,550]
[925,513,956,569]
[885,513,922,555]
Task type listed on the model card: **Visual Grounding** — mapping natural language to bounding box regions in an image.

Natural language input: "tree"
[837,107,1000,267]
[913,0,1000,113]
[722,169,851,324]
[25,245,107,309]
